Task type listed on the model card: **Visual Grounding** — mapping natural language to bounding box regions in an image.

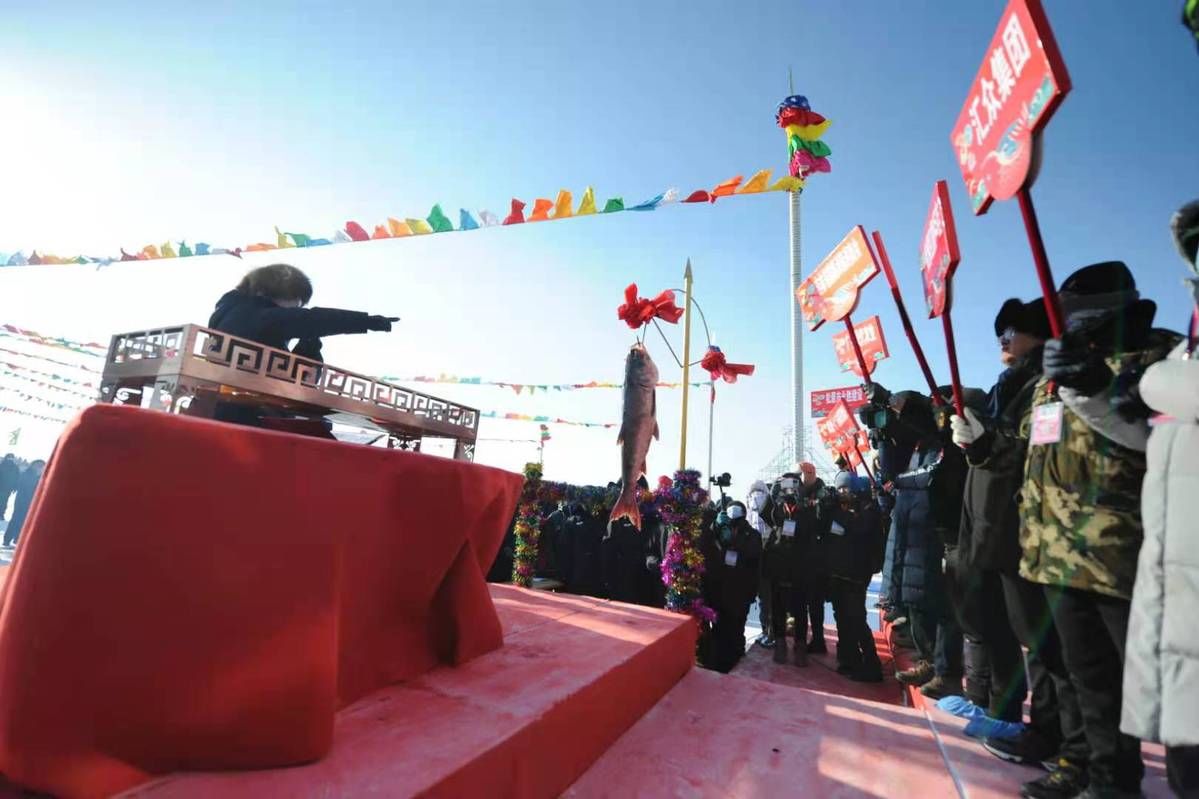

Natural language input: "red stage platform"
[122,586,696,798]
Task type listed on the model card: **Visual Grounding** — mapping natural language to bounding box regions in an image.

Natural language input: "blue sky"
[1,1,1196,490]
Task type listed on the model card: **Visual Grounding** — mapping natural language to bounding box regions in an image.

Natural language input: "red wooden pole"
[842,316,873,386]
[870,230,942,400]
[856,445,875,480]
[941,311,965,416]
[1016,188,1065,339]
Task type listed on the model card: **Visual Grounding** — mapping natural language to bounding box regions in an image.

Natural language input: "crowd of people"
[863,202,1199,799]
[0,454,44,549]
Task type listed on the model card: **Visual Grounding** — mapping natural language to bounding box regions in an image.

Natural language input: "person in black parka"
[826,472,886,682]
[3,460,44,547]
[701,501,762,673]
[207,264,398,429]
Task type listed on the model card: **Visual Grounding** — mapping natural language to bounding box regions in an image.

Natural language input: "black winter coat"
[208,290,373,354]
[826,501,885,584]
[703,518,763,613]
[958,352,1042,573]
[0,459,18,496]
[895,439,966,609]
[761,480,828,584]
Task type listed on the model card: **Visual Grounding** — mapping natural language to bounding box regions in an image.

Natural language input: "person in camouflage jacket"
[1008,262,1178,798]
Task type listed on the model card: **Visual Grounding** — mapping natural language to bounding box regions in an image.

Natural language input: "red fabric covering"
[0,406,522,798]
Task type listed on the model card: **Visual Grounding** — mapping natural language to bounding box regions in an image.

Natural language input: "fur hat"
[994,297,1052,339]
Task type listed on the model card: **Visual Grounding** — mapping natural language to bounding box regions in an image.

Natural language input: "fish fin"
[653,421,659,440]
[609,489,643,531]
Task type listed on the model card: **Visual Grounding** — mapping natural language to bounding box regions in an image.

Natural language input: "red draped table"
[0,406,522,798]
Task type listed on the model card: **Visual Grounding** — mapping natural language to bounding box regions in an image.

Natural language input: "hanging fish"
[610,342,659,530]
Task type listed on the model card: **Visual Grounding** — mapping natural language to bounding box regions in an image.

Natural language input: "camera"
[709,472,732,488]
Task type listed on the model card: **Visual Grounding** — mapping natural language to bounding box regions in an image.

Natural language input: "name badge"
[724,550,738,567]
[782,520,797,537]
[829,521,846,536]
[1030,402,1064,446]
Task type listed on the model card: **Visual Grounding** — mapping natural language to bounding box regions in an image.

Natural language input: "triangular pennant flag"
[309,238,331,246]
[345,221,371,242]
[275,226,295,248]
[407,218,434,235]
[388,217,412,237]
[528,198,553,221]
[7,252,27,266]
[795,138,832,157]
[683,190,711,203]
[479,209,500,227]
[629,193,664,211]
[372,225,391,239]
[459,209,479,230]
[552,190,573,219]
[178,241,194,257]
[141,244,161,260]
[427,204,453,232]
[245,243,275,252]
[576,186,597,215]
[503,199,526,225]
[735,169,772,194]
[710,175,743,199]
[769,176,805,192]
[661,187,680,205]
[601,197,625,213]
[785,120,833,141]
[333,230,352,243]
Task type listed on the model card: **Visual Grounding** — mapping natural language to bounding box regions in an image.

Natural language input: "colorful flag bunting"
[552,190,573,219]
[503,199,526,225]
[528,198,553,222]
[427,204,453,233]
[576,186,597,215]
[459,209,479,231]
[601,197,624,213]
[388,218,413,237]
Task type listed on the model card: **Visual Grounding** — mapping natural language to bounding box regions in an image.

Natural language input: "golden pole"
[679,258,693,470]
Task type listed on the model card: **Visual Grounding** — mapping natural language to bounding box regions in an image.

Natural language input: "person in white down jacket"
[1121,199,1199,798]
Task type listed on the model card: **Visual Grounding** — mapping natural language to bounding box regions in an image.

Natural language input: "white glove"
[950,408,985,448]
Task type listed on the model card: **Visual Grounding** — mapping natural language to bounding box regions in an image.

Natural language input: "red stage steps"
[122,586,696,798]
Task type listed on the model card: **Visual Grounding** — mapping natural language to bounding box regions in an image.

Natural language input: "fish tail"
[609,487,642,531]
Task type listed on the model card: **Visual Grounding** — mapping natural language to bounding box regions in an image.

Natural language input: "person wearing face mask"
[701,501,762,673]
[745,480,774,648]
[207,264,399,429]
[799,462,831,654]
[760,468,829,666]
[952,299,1086,774]
[826,473,885,682]
[1121,202,1199,798]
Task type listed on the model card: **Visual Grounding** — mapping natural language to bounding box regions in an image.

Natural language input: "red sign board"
[827,400,860,449]
[951,0,1070,215]
[832,315,890,378]
[796,226,881,330]
[810,385,868,419]
[920,180,961,318]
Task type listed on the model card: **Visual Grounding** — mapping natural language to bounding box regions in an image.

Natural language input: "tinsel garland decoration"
[511,462,546,588]
[656,469,716,624]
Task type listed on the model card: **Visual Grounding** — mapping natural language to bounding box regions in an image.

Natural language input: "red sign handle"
[941,311,965,417]
[842,316,873,386]
[870,231,943,402]
[1016,187,1065,339]
[856,444,875,481]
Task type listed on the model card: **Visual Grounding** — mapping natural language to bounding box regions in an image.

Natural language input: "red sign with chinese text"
[810,385,868,419]
[827,400,860,450]
[832,315,891,378]
[951,0,1071,215]
[920,180,962,318]
[796,226,881,330]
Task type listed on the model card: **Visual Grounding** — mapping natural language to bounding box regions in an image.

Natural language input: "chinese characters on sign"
[920,180,962,318]
[810,385,868,418]
[796,225,881,330]
[951,0,1070,214]
[831,315,890,378]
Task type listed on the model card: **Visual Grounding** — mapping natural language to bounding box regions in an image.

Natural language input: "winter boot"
[850,661,884,683]
[806,637,828,655]
[895,659,935,686]
[919,674,965,700]
[1020,760,1088,799]
[793,645,809,667]
[772,639,788,664]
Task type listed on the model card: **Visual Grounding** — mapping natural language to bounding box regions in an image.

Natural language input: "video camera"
[709,472,732,488]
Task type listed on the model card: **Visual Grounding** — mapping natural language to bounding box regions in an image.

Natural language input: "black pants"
[769,580,814,644]
[809,575,826,644]
[1045,585,1143,791]
[1167,745,1199,798]
[959,569,1027,722]
[909,605,963,678]
[1001,572,1086,759]
[711,601,751,673]
[830,576,880,670]
[758,575,773,636]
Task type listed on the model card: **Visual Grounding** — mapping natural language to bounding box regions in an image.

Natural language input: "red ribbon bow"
[701,346,756,384]
[617,284,685,329]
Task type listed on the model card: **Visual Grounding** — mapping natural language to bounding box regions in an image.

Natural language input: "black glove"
[1111,365,1153,423]
[1042,336,1113,395]
[366,315,400,332]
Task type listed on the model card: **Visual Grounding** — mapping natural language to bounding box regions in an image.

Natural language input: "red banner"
[796,226,881,330]
[920,180,962,318]
[810,385,868,419]
[832,315,890,378]
[951,0,1070,215]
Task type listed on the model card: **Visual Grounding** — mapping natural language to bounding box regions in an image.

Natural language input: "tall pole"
[679,258,694,470]
[789,190,803,465]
